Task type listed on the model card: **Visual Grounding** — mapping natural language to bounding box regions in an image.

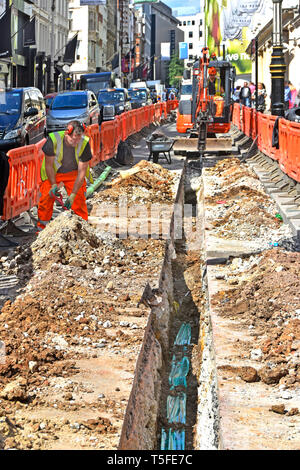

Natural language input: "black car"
[0,87,46,151]
[97,88,131,123]
[128,88,152,109]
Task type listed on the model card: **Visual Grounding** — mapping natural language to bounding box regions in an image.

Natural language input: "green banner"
[205,0,264,75]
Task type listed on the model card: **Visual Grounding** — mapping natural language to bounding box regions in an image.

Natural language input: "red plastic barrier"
[232,103,241,129]
[86,124,102,166]
[279,119,300,181]
[2,145,38,221]
[2,101,178,222]
[243,106,252,137]
[100,120,118,161]
[257,113,281,161]
[251,109,258,140]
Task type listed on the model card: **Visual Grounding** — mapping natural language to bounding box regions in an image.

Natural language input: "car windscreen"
[128,90,147,100]
[181,85,192,95]
[98,91,125,103]
[83,79,110,94]
[51,94,88,110]
[0,90,22,127]
[45,97,55,107]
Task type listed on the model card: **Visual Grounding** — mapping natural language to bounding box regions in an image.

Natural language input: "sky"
[163,0,202,17]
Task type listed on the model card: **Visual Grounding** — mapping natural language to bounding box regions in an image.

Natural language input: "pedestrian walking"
[289,81,297,108]
[239,82,252,107]
[284,81,291,110]
[254,82,267,113]
[294,87,300,107]
[249,81,255,95]
[37,120,93,231]
[232,85,241,103]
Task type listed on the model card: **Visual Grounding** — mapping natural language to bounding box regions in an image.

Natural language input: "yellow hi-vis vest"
[40,131,93,183]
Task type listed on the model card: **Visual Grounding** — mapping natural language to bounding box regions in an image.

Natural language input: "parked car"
[128,88,152,109]
[0,87,47,151]
[97,88,131,123]
[46,90,99,133]
[44,92,58,114]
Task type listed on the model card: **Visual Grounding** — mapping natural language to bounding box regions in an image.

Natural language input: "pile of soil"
[204,158,292,243]
[92,159,177,205]
[0,211,166,449]
[211,249,300,388]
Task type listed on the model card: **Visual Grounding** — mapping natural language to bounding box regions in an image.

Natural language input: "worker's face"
[65,131,83,147]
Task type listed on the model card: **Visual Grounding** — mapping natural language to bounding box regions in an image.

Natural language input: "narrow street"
[1,118,300,450]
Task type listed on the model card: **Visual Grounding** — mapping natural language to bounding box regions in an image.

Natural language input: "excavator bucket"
[173,137,233,155]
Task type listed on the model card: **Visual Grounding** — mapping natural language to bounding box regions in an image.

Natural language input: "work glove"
[49,184,61,198]
[65,193,76,210]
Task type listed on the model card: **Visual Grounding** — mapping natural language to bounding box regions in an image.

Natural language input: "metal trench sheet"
[173,137,233,154]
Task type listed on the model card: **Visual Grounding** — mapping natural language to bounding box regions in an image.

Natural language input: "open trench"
[119,162,220,450]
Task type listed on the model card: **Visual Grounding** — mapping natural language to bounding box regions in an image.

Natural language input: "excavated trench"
[119,162,220,450]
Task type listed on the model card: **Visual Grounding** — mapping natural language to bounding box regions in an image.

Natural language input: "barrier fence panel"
[251,109,258,140]
[2,100,178,222]
[2,145,38,221]
[232,103,240,128]
[280,119,300,182]
[86,124,102,166]
[243,106,252,137]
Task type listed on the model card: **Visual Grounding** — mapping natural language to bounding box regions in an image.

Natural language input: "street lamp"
[269,0,286,116]
[49,0,56,92]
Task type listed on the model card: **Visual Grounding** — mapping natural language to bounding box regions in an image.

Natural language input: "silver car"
[46,90,99,133]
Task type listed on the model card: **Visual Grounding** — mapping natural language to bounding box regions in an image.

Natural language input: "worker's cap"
[208,67,217,76]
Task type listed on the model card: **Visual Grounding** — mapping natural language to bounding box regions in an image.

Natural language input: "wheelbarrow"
[146,138,174,164]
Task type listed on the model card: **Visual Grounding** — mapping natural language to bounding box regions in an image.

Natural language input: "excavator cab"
[191,60,235,133]
[174,50,236,156]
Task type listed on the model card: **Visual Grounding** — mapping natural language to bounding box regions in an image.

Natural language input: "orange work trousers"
[37,170,88,230]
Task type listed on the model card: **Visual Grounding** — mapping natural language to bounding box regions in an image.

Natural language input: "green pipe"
[86,166,112,198]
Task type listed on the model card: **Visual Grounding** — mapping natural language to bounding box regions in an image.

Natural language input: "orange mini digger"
[175,48,236,159]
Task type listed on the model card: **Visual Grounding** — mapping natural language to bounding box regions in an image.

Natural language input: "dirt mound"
[212,249,300,387]
[92,159,176,205]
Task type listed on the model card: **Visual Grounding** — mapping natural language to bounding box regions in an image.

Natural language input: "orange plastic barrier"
[243,106,252,137]
[2,100,178,222]
[86,124,102,166]
[257,113,281,162]
[232,103,241,129]
[2,144,38,221]
[100,120,119,161]
[278,119,300,181]
[251,109,258,140]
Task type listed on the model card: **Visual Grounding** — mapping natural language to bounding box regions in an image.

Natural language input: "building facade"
[247,4,300,112]
[68,0,107,83]
[136,1,183,85]
[177,12,205,66]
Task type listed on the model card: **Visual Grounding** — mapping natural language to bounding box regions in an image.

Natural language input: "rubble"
[0,159,176,450]
[204,158,293,249]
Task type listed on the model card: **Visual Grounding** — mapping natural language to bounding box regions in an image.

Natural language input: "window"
[183,21,186,26]
[200,19,203,25]
[187,21,191,25]
[24,92,32,111]
[29,90,41,111]
[189,31,193,38]
[192,20,195,25]
[189,55,193,60]
[199,31,203,37]
[189,43,193,49]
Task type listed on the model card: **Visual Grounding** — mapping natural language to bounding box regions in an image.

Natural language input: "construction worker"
[208,67,218,95]
[37,120,93,231]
